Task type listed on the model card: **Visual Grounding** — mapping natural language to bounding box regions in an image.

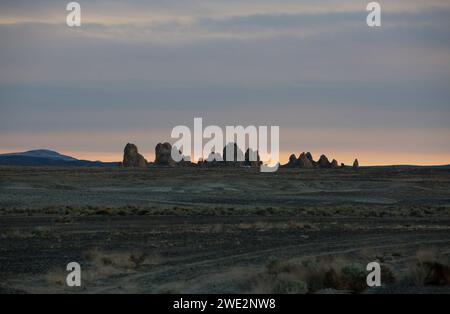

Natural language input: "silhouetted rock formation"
[177,152,196,167]
[282,151,351,169]
[285,154,299,168]
[353,159,359,169]
[122,143,147,168]
[206,151,222,162]
[298,153,314,168]
[305,152,317,167]
[199,144,261,168]
[318,154,331,168]
[245,148,262,167]
[331,159,339,168]
[197,151,222,167]
[155,142,176,166]
[222,143,245,164]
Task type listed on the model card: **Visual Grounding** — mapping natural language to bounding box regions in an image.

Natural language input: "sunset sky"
[1,0,449,165]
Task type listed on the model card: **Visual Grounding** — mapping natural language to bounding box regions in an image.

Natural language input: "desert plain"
[0,166,449,293]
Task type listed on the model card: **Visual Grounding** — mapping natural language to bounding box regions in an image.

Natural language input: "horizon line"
[1,148,449,167]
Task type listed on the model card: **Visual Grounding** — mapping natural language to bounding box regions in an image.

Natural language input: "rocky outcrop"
[177,152,196,167]
[197,151,222,167]
[282,151,352,170]
[200,144,263,168]
[318,154,331,168]
[222,143,245,163]
[206,151,222,162]
[155,142,176,166]
[353,159,359,169]
[285,154,299,168]
[245,148,261,167]
[122,143,147,168]
[330,159,339,168]
[298,153,314,168]
[305,152,317,167]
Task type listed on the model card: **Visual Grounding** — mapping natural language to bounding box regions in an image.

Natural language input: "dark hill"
[0,150,117,167]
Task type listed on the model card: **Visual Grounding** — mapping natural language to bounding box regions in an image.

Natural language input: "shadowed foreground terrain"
[0,167,449,293]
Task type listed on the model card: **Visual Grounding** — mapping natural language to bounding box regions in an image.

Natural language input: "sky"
[0,0,449,165]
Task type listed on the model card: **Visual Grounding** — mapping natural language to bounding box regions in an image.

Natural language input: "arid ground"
[0,167,449,293]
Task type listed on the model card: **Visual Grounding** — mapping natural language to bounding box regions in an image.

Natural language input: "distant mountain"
[0,149,118,167]
[0,149,78,161]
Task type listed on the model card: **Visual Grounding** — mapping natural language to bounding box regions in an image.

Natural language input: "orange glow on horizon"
[1,149,448,167]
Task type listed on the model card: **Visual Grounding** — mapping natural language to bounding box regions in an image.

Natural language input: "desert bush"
[341,264,367,293]
[85,249,161,271]
[54,216,73,224]
[31,226,51,238]
[405,249,450,286]
[409,209,424,217]
[129,253,148,268]
[0,229,33,239]
[381,265,396,284]
[251,256,396,294]
[272,276,308,294]
[266,257,282,276]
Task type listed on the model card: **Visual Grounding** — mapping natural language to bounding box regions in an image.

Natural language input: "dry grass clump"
[237,221,318,231]
[73,249,163,284]
[31,226,52,238]
[250,248,449,294]
[42,249,163,290]
[251,256,395,294]
[405,249,450,286]
[84,249,161,270]
[0,228,33,239]
[45,267,67,286]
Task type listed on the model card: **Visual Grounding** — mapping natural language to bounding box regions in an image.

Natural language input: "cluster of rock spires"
[284,152,359,169]
[120,142,358,169]
[120,142,182,168]
[198,143,262,168]
[121,143,147,168]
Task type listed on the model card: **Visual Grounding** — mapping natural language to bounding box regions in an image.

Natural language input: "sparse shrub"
[84,249,161,274]
[137,209,150,215]
[54,216,73,224]
[101,256,113,266]
[302,223,312,230]
[404,249,450,286]
[1,229,33,239]
[381,265,396,284]
[407,261,450,286]
[251,256,380,294]
[272,277,307,294]
[210,224,224,233]
[255,209,267,216]
[95,209,111,215]
[129,253,147,268]
[159,287,182,294]
[323,268,343,290]
[409,209,423,217]
[266,257,282,276]
[45,268,66,286]
[43,206,58,214]
[341,264,366,293]
[31,226,51,238]
[421,262,450,286]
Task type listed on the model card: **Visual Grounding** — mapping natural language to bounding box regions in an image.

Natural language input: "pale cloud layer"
[0,1,449,165]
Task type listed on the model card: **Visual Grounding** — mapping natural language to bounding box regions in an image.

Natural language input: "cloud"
[0,1,449,164]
